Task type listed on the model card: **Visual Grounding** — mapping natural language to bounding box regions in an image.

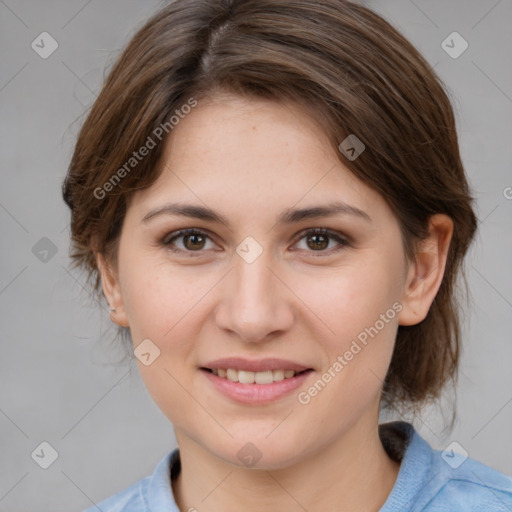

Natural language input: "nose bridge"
[235,250,274,305]
[215,245,293,342]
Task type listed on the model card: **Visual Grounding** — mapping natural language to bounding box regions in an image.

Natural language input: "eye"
[161,227,349,256]
[162,228,217,253]
[293,228,349,254]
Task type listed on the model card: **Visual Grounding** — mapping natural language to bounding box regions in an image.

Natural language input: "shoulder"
[83,476,150,512]
[83,449,179,512]
[423,449,512,511]
[379,422,512,512]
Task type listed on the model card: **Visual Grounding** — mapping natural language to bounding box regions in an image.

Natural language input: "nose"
[214,249,294,343]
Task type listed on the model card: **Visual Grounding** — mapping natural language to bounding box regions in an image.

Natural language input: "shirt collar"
[378,421,434,511]
[146,448,181,511]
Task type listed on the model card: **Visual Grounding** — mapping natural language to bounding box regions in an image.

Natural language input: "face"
[100,93,434,469]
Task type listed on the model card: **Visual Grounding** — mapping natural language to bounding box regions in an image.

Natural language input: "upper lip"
[202,357,312,373]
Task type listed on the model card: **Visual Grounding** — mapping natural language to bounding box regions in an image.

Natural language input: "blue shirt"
[85,421,512,511]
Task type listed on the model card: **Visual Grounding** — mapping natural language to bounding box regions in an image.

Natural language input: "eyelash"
[161,227,350,257]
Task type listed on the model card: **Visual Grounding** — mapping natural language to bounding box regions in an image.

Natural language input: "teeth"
[226,368,239,382]
[273,369,285,381]
[238,370,256,384]
[255,370,273,384]
[211,368,301,384]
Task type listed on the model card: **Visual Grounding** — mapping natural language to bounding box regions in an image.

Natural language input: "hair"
[62,0,478,413]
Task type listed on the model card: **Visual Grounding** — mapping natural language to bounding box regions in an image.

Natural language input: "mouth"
[199,358,315,404]
[198,357,315,406]
[200,367,312,384]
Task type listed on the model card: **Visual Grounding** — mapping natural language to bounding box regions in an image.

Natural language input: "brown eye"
[306,232,329,251]
[163,228,216,253]
[294,228,349,254]
[183,233,206,250]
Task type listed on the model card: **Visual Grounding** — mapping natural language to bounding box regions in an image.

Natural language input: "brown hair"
[62,0,477,412]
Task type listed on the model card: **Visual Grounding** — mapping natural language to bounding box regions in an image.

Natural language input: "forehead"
[127,94,392,228]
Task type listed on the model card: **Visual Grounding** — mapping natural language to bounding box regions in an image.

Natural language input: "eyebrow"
[141,201,372,226]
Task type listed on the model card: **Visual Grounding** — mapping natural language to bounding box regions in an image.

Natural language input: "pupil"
[308,234,328,250]
[185,234,205,250]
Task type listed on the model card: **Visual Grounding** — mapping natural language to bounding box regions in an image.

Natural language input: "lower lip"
[201,369,314,405]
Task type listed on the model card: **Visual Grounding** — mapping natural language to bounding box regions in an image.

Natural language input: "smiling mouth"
[200,367,312,384]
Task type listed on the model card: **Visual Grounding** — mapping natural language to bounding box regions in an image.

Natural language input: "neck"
[172,407,400,512]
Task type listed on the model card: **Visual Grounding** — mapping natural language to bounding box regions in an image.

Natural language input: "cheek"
[121,262,208,424]
[297,257,400,345]
[293,270,399,437]
[291,253,402,404]
[120,251,206,342]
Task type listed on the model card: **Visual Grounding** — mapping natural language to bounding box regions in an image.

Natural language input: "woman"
[62,0,512,510]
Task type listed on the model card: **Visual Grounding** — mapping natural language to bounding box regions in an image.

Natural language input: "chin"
[209,433,308,471]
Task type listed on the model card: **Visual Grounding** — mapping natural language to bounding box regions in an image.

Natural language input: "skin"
[97,93,453,511]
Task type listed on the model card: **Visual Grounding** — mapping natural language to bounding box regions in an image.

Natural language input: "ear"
[95,251,130,328]
[398,214,454,326]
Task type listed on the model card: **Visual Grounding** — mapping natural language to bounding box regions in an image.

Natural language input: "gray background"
[1,0,511,510]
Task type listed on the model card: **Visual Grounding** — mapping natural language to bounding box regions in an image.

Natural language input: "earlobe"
[398,214,454,326]
[95,251,130,328]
